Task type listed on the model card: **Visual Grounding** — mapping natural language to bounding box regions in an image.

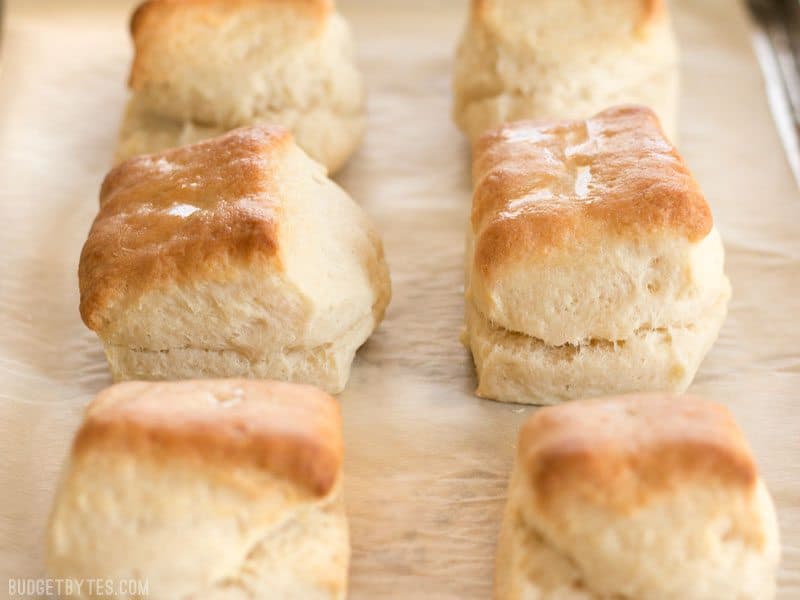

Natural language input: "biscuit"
[495,394,781,599]
[453,0,679,142]
[118,0,365,173]
[80,126,390,392]
[46,379,349,599]
[464,106,730,404]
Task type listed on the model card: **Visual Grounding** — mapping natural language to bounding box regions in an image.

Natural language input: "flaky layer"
[102,307,377,394]
[464,290,729,405]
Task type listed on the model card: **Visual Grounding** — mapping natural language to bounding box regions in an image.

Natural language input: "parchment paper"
[0,1,798,598]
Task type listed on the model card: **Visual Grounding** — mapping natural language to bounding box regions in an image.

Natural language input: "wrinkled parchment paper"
[0,1,798,597]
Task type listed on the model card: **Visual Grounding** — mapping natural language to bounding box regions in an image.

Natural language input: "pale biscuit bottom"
[116,98,365,174]
[456,67,678,144]
[463,291,729,405]
[104,311,377,395]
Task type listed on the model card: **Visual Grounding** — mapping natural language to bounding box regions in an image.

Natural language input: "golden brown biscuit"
[80,126,391,392]
[496,394,781,599]
[453,0,679,142]
[118,0,365,173]
[464,107,730,404]
[47,379,350,599]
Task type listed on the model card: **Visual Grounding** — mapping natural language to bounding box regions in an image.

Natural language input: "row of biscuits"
[120,0,682,170]
[56,2,383,597]
[45,0,781,598]
[47,385,780,598]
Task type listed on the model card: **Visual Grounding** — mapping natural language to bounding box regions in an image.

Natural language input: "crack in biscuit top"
[471,106,712,280]
[79,126,289,332]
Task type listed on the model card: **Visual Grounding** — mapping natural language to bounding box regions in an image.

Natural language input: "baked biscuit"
[453,0,679,142]
[46,379,349,599]
[79,126,390,392]
[117,0,365,174]
[464,106,730,404]
[495,394,781,600]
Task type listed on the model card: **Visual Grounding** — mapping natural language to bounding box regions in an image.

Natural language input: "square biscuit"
[453,0,679,142]
[46,379,349,599]
[464,106,730,404]
[119,0,365,173]
[496,394,781,599]
[80,125,390,392]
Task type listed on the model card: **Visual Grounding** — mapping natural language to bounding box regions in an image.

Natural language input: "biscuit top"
[471,0,666,33]
[131,0,332,37]
[74,380,343,497]
[79,126,289,332]
[129,0,333,90]
[131,0,332,33]
[471,106,712,280]
[518,394,758,513]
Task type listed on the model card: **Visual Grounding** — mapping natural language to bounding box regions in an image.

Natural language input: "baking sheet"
[0,1,798,598]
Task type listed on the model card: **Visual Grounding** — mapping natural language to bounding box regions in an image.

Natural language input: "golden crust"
[471,106,712,281]
[518,394,758,514]
[131,0,332,36]
[79,126,289,333]
[129,0,333,89]
[73,379,343,497]
[642,0,667,26]
[470,0,666,28]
